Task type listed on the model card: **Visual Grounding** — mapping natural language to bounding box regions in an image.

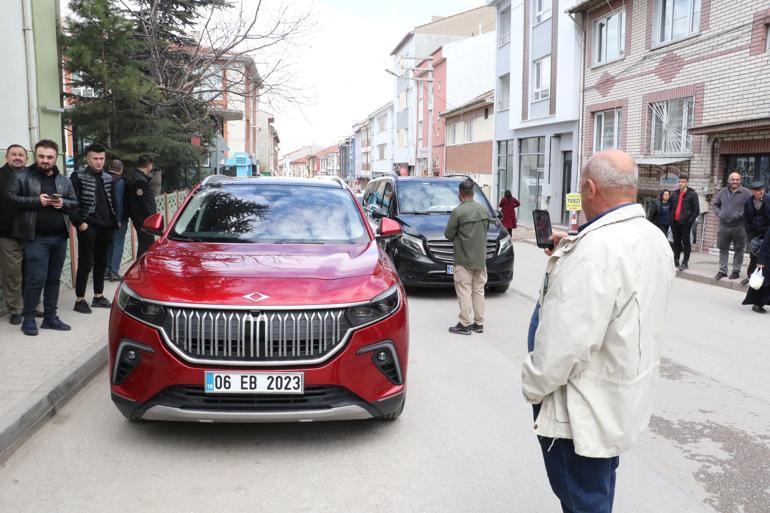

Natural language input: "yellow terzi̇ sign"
[565,193,582,212]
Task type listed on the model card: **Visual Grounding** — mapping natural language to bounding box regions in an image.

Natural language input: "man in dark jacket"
[70,144,117,314]
[105,159,127,281]
[5,139,78,335]
[0,144,28,324]
[669,174,700,271]
[124,154,157,257]
[713,172,751,280]
[742,181,770,285]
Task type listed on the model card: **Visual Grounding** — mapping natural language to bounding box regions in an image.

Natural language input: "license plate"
[204,372,304,394]
[446,265,454,275]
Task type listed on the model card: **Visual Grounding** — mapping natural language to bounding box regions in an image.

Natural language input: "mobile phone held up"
[533,209,554,250]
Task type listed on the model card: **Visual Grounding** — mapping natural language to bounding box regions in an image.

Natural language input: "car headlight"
[345,286,400,327]
[117,283,167,326]
[400,233,426,255]
[498,235,513,256]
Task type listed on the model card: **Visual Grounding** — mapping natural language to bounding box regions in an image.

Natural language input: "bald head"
[580,150,638,220]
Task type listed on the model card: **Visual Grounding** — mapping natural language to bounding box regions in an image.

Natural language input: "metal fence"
[0,189,189,316]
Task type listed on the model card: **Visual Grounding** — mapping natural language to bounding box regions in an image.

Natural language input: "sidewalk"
[0,280,118,462]
[510,225,750,293]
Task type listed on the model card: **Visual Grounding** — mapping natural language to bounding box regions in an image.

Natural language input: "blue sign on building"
[224,152,254,177]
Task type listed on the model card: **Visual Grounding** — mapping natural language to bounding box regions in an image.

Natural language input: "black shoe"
[74,299,93,314]
[35,309,44,318]
[108,273,122,282]
[448,322,472,335]
[752,305,767,314]
[678,263,689,271]
[674,260,680,268]
[91,296,112,308]
[470,323,484,333]
[41,316,71,331]
[21,318,38,336]
[741,277,750,286]
[714,271,727,280]
[9,313,22,325]
[729,271,740,280]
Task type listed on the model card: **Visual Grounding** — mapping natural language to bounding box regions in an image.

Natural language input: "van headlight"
[498,235,513,256]
[117,283,167,326]
[345,286,400,327]
[399,233,426,255]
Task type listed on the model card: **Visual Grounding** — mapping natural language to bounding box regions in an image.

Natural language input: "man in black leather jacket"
[669,174,700,271]
[5,140,78,336]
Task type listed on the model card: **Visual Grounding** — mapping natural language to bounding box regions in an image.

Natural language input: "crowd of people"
[0,140,157,335]
[646,173,770,313]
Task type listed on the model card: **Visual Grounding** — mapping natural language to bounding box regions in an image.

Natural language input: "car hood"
[397,213,504,239]
[123,240,395,307]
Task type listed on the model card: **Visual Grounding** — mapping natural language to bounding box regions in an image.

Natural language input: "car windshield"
[397,180,493,215]
[171,184,369,244]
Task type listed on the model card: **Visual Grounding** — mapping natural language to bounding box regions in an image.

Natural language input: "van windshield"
[397,181,493,215]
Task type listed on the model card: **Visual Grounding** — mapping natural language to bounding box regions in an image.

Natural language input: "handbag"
[749,268,765,290]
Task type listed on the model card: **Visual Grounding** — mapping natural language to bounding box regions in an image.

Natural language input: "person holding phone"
[5,140,78,335]
[522,150,675,513]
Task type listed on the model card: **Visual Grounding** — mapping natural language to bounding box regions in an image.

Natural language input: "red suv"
[109,176,408,422]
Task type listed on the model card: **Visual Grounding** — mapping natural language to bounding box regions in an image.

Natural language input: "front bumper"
[394,247,514,288]
[108,301,409,422]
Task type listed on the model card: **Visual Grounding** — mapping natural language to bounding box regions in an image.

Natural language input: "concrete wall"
[444,31,496,109]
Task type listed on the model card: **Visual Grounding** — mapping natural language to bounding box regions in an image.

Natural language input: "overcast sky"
[269,0,485,156]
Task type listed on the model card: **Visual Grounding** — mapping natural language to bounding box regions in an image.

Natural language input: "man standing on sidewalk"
[523,150,675,513]
[444,179,489,335]
[6,140,78,336]
[105,159,127,281]
[70,144,117,314]
[0,145,28,324]
[743,181,770,285]
[669,174,700,271]
[125,155,157,257]
[713,171,750,280]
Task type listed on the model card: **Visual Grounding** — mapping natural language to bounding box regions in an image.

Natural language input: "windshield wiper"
[169,234,203,242]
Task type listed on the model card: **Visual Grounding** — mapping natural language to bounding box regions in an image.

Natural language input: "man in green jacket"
[445,179,490,335]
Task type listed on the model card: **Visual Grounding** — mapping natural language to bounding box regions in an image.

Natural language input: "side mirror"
[377,217,402,238]
[142,213,164,236]
[372,207,388,220]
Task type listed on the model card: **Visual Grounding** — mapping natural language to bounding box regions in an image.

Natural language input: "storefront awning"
[635,157,689,166]
[688,117,770,135]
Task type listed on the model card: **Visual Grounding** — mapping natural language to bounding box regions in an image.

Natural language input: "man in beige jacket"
[522,150,675,513]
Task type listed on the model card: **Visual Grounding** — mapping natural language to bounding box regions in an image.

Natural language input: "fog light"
[376,351,389,362]
[126,350,137,361]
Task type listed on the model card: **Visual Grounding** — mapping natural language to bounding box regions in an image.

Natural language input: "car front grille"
[161,307,352,365]
[426,239,497,264]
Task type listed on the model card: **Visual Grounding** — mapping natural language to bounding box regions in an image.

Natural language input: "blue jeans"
[538,435,619,513]
[106,222,128,275]
[22,235,67,320]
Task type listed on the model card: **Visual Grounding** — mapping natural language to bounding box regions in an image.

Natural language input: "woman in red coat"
[498,189,520,236]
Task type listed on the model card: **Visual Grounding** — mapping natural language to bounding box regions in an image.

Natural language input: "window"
[650,97,695,153]
[654,0,701,45]
[519,137,546,219]
[498,74,510,111]
[447,124,457,145]
[531,56,550,102]
[533,0,551,25]
[499,9,512,46]
[377,144,386,160]
[593,109,622,152]
[398,128,407,147]
[464,120,473,143]
[594,10,625,65]
[377,114,387,132]
[766,25,770,51]
[71,71,96,98]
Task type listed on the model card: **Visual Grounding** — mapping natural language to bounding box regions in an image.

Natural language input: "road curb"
[0,342,107,463]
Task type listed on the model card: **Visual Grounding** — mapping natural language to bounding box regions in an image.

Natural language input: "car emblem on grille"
[243,291,270,303]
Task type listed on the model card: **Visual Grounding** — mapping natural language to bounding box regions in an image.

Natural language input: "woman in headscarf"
[498,190,520,236]
[742,224,770,314]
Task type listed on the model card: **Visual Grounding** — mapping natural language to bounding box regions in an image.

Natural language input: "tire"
[377,395,405,421]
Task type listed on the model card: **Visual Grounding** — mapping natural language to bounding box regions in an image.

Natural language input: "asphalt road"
[1,242,768,513]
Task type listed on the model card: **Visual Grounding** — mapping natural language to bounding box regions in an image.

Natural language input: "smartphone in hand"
[533,209,555,250]
[50,193,62,199]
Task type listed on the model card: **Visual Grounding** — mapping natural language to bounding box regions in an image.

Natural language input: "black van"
[362,175,514,292]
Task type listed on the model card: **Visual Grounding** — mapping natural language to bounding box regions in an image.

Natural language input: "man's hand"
[39,194,53,207]
[78,223,89,232]
[51,198,64,209]
[544,230,569,256]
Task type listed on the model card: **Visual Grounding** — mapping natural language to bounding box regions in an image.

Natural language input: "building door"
[518,137,545,224]
[561,151,573,225]
[496,140,514,201]
[724,154,770,189]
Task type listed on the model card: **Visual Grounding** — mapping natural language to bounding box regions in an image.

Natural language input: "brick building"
[570,0,770,251]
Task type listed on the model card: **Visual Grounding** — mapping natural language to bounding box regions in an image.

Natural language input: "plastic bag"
[749,268,765,290]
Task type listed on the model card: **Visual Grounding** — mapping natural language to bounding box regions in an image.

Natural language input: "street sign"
[565,192,582,212]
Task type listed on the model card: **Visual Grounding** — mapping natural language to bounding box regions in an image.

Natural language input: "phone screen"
[533,209,554,249]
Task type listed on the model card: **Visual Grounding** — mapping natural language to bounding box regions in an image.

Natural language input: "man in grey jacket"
[713,172,751,280]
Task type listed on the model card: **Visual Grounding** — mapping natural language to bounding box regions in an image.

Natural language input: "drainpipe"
[22,0,40,148]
